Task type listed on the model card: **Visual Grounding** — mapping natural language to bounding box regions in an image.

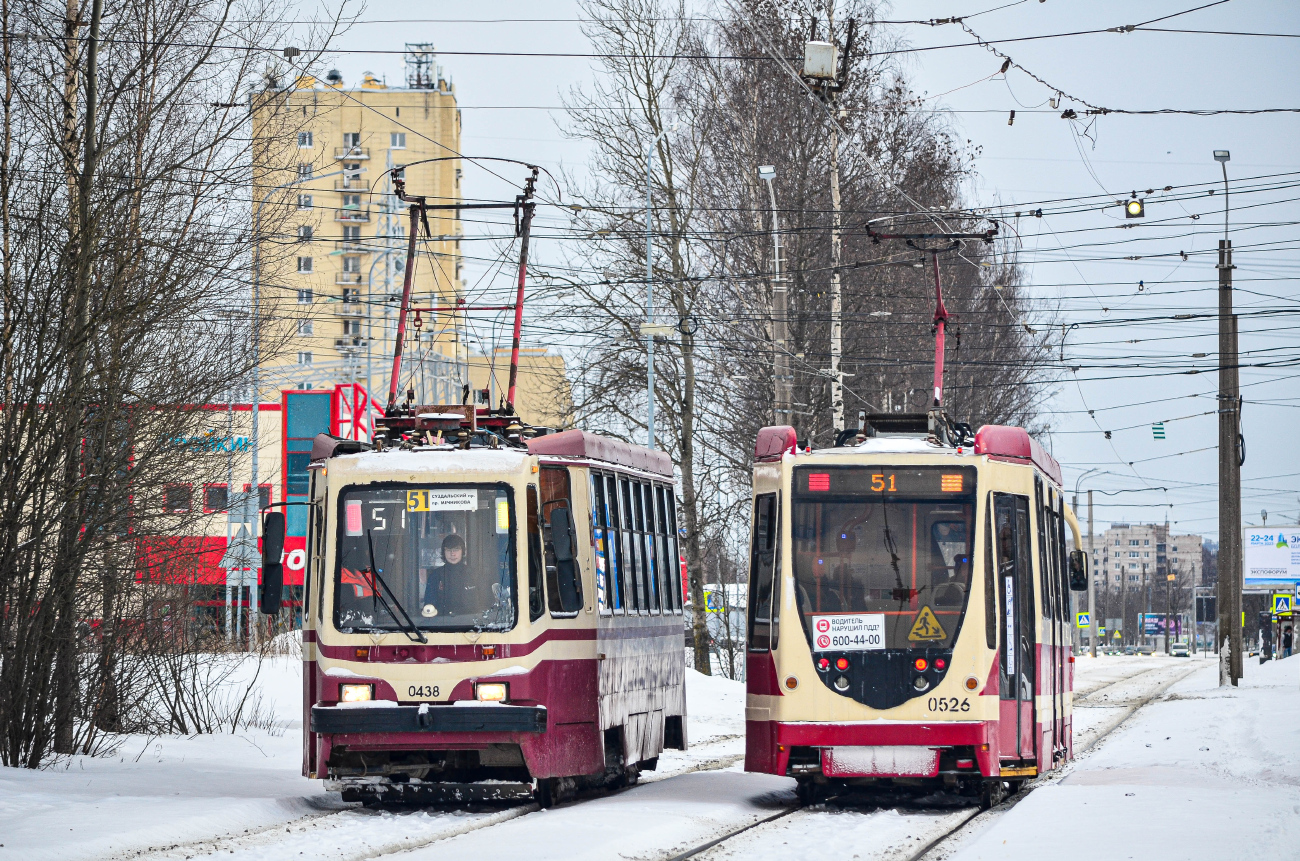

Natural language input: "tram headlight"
[339,684,373,703]
[833,675,850,692]
[912,676,930,692]
[476,682,509,703]
[914,658,928,672]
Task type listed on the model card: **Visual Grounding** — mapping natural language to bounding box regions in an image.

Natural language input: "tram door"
[994,494,1036,763]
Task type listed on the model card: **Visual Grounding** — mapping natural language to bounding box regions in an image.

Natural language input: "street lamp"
[1213,150,1230,240]
[644,120,677,451]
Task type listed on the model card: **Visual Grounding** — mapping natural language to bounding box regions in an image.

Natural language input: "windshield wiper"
[363,529,427,644]
[880,501,915,602]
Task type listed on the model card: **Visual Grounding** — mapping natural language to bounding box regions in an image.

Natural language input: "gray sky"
[318,0,1300,539]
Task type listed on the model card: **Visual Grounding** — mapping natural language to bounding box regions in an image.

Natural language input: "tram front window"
[791,467,975,650]
[334,484,517,633]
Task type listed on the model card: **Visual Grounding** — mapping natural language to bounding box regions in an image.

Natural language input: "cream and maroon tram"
[263,426,686,806]
[743,418,1087,805]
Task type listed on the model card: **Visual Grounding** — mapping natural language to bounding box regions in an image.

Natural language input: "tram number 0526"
[408,685,440,699]
[927,696,970,713]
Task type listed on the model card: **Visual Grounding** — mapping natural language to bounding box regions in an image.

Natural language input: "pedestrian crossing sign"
[1152,422,1166,440]
[1076,611,1090,629]
[1272,593,1292,616]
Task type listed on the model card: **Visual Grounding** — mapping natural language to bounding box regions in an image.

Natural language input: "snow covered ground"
[2,653,1288,861]
[940,654,1300,861]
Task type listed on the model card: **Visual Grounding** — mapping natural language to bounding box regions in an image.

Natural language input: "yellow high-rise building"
[252,47,464,405]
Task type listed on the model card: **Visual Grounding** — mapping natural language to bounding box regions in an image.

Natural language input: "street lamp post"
[1074,468,1102,656]
[757,165,789,423]
[644,122,675,450]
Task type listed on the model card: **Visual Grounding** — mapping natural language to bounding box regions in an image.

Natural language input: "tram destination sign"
[812,614,886,651]
[795,466,976,498]
[1244,526,1300,589]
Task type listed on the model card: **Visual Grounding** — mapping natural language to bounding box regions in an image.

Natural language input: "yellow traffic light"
[1125,198,1145,218]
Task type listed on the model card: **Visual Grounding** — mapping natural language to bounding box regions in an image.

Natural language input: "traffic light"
[1125,198,1145,218]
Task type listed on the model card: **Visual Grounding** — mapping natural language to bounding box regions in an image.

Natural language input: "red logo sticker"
[815,619,830,633]
[817,634,831,649]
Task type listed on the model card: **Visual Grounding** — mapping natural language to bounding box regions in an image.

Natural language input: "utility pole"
[1215,149,1243,686]
[1142,561,1149,648]
[800,13,854,434]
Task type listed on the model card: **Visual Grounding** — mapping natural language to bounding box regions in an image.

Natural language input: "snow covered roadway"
[3,653,1297,861]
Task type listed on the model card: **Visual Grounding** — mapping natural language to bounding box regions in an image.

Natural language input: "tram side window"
[592,472,622,612]
[526,486,546,622]
[540,467,583,615]
[1055,504,1070,621]
[639,481,661,613]
[747,493,779,651]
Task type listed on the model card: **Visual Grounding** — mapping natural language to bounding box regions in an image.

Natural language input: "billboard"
[1244,526,1300,589]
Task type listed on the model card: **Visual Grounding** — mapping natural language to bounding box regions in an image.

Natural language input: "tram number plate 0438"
[408,685,440,699]
[812,614,886,651]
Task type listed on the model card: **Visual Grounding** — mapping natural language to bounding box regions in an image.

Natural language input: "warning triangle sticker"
[908,606,947,642]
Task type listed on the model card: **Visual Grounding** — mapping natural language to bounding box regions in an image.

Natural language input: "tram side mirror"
[1068,549,1088,592]
[260,511,286,614]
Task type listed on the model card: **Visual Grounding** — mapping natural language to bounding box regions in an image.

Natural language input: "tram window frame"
[640,481,661,614]
[540,467,583,617]
[995,493,1036,701]
[984,495,997,650]
[526,485,546,622]
[592,472,622,613]
[654,485,673,613]
[747,493,780,652]
[620,477,645,613]
[666,487,683,613]
[608,474,633,613]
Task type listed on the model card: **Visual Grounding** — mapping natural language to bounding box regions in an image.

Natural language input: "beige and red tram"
[744,420,1087,804]
[274,428,686,806]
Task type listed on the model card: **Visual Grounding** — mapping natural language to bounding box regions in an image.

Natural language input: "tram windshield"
[334,484,517,633]
[791,467,976,650]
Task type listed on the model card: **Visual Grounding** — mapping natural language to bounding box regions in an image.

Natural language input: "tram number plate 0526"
[812,614,886,651]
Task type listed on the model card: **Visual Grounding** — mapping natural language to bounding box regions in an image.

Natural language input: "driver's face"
[445,546,463,565]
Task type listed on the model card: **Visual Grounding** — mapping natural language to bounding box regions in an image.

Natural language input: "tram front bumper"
[311,703,547,735]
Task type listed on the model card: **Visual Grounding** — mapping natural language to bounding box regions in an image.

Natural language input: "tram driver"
[422,532,495,619]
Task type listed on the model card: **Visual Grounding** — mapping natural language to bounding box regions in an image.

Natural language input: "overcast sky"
[315,0,1300,539]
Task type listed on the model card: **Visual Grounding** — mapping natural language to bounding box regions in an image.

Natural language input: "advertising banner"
[1244,526,1300,589]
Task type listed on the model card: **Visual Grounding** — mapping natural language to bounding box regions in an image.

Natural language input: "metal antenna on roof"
[866,222,998,445]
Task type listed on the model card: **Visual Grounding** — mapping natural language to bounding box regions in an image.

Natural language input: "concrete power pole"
[1217,237,1243,686]
[828,122,845,434]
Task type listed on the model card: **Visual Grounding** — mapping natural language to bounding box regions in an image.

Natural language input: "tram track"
[662,661,1203,861]
[116,733,748,861]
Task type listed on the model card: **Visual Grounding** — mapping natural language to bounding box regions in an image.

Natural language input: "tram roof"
[527,430,674,478]
[755,423,1062,487]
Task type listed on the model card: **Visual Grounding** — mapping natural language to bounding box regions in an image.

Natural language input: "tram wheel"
[979,780,1008,810]
[535,778,557,808]
[795,778,823,805]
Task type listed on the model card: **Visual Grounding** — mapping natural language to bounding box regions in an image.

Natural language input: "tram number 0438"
[408,685,440,699]
[927,696,970,713]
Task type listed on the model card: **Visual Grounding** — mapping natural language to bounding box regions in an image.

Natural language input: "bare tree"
[549,0,1055,676]
[0,0,343,767]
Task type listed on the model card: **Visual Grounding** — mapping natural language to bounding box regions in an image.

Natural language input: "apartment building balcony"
[336,210,370,223]
[335,273,364,285]
[334,147,370,160]
[333,178,368,191]
[335,303,367,318]
[335,337,367,353]
[336,242,373,254]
